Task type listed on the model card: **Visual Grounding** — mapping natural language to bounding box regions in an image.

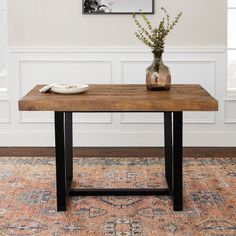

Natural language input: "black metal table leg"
[65,112,73,190]
[55,112,67,211]
[54,111,183,212]
[172,112,183,211]
[164,112,173,194]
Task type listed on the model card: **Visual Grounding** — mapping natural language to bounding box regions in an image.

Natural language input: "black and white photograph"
[83,0,154,14]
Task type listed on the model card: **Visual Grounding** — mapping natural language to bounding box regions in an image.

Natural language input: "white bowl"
[50,84,89,94]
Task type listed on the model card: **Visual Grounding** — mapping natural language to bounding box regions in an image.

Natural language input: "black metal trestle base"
[55,111,183,212]
[69,188,170,196]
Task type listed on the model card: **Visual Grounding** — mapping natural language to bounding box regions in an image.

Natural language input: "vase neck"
[152,52,163,64]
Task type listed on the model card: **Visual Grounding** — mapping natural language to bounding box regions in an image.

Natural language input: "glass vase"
[146,52,171,91]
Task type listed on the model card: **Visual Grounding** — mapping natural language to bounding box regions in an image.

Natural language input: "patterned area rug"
[0,157,235,236]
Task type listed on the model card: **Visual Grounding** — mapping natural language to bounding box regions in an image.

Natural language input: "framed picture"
[83,0,154,14]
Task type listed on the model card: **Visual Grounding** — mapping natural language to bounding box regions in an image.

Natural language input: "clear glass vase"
[146,52,171,91]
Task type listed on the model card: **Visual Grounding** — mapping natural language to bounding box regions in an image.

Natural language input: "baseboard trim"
[0,147,236,157]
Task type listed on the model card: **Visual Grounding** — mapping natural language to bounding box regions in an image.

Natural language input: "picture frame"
[83,0,154,15]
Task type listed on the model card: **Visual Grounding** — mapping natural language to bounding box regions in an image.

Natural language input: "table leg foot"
[57,205,67,212]
[173,205,183,211]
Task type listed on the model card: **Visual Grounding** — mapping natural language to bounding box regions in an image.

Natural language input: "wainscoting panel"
[0,99,10,123]
[224,99,236,123]
[2,47,233,146]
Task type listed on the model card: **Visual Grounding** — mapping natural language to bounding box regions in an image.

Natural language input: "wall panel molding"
[0,98,11,123]
[224,99,236,123]
[0,131,235,147]
[8,47,226,53]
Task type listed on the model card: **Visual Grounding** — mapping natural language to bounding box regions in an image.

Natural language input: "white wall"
[1,0,235,147]
[8,0,226,48]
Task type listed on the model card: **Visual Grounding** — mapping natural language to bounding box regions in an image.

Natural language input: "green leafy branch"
[133,8,182,57]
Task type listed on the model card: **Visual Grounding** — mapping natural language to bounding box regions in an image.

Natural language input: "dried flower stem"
[133,8,182,56]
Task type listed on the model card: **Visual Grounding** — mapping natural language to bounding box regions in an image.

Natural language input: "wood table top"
[18,84,218,112]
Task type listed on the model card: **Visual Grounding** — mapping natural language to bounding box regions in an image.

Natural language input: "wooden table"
[19,84,218,212]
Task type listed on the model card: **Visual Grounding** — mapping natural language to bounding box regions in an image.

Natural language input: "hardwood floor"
[0,147,236,157]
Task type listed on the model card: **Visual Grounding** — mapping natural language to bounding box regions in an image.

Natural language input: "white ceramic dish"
[50,84,89,94]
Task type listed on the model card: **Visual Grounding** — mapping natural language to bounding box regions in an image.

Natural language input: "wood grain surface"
[19,84,218,112]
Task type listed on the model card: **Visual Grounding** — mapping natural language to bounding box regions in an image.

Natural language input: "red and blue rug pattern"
[0,157,235,235]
